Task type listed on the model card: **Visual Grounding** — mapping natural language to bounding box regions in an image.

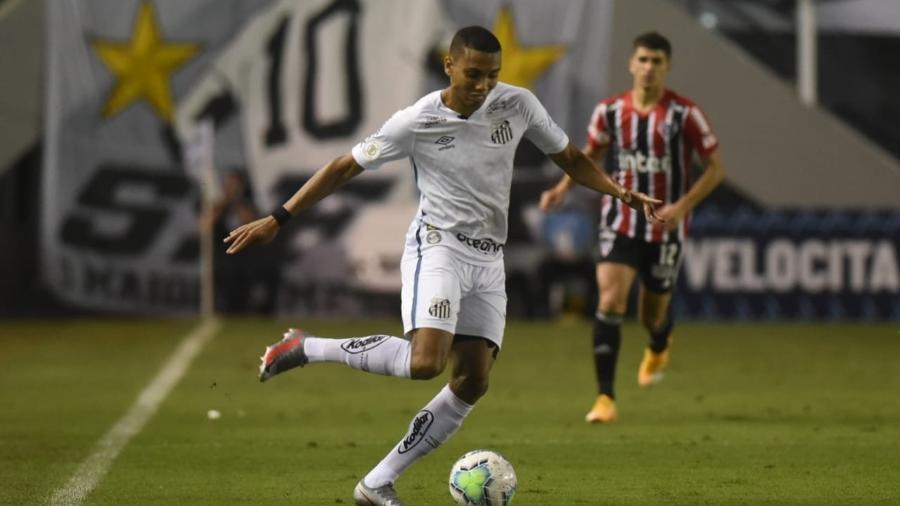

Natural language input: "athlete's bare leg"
[597,262,637,316]
[593,262,637,395]
[637,286,672,335]
[448,337,496,404]
[408,327,455,379]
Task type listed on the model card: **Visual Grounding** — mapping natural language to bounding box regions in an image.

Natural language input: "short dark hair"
[450,26,501,56]
[633,31,672,58]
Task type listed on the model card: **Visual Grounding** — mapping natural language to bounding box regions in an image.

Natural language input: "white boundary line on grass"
[47,318,222,506]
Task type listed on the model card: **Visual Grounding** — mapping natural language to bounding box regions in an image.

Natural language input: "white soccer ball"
[448,449,517,506]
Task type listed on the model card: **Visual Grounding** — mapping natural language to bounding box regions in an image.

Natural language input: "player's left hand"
[655,202,687,230]
[622,190,665,224]
[539,187,567,212]
[223,216,280,254]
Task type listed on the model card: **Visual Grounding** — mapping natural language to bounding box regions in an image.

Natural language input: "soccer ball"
[448,449,517,505]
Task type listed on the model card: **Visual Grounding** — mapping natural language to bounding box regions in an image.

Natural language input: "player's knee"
[410,355,447,380]
[451,374,489,403]
[598,299,627,316]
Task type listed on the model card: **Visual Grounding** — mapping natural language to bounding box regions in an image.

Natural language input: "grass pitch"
[1,318,898,505]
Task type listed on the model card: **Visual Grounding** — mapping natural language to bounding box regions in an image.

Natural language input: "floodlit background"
[0,1,898,504]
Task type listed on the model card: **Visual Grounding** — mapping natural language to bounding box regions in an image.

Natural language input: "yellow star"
[493,7,567,89]
[92,2,198,122]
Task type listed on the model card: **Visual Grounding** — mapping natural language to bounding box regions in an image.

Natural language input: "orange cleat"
[584,394,618,424]
[637,347,669,387]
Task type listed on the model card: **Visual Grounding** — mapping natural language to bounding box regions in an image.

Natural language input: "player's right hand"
[624,190,665,225]
[539,188,566,212]
[224,216,279,254]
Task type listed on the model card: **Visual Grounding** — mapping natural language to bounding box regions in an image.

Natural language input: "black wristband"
[271,206,292,226]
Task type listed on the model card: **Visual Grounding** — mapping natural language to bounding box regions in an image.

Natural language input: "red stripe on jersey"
[685,106,719,158]
[648,107,665,242]
[612,102,628,238]
[587,102,609,149]
[682,133,692,240]
[679,112,693,241]
[620,105,635,150]
[651,103,667,155]
[624,109,639,236]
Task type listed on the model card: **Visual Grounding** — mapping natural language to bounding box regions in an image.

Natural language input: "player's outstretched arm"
[540,143,609,212]
[548,142,664,224]
[224,154,364,254]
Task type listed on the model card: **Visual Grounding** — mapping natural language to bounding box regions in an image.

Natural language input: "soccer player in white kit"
[225,26,662,506]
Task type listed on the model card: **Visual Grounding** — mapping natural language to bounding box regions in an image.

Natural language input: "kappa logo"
[340,335,389,354]
[428,297,451,319]
[399,410,435,454]
[490,120,513,144]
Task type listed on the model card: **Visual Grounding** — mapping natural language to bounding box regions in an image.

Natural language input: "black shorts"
[595,229,683,293]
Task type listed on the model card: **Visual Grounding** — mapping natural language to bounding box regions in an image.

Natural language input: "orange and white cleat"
[585,394,618,424]
[637,347,669,387]
[258,328,308,382]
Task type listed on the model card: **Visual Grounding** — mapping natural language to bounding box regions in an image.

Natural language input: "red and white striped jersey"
[587,88,718,243]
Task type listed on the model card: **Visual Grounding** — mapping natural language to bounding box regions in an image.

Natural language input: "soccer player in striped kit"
[225,26,662,505]
[540,31,725,424]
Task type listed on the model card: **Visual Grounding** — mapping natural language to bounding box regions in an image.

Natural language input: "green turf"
[0,320,196,504]
[2,319,899,505]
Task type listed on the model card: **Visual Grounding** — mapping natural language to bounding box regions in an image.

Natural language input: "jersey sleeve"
[520,89,569,154]
[683,104,719,159]
[351,107,415,170]
[586,101,611,149]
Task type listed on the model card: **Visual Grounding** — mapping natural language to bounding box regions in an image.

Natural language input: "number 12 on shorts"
[659,243,679,266]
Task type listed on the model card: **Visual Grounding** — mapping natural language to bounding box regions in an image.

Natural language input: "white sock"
[303,335,411,378]
[363,384,474,488]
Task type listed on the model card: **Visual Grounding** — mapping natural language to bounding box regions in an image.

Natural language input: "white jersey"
[351,82,569,263]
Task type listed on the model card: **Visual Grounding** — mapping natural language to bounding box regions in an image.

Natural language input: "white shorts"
[400,229,507,347]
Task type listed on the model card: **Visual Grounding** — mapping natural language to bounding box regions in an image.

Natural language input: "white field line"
[47,318,222,506]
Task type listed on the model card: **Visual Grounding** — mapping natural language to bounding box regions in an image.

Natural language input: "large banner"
[675,206,900,320]
[42,0,614,314]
